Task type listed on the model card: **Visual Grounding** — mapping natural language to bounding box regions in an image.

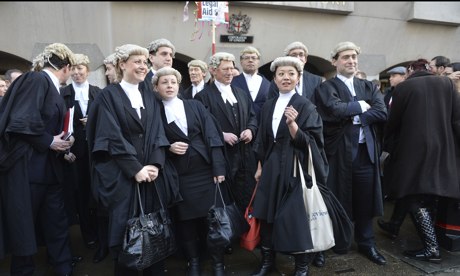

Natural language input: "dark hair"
[448,62,460,72]
[407,59,430,73]
[4,69,23,81]
[44,54,71,70]
[431,56,450,67]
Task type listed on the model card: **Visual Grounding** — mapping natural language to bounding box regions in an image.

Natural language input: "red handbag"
[240,182,261,251]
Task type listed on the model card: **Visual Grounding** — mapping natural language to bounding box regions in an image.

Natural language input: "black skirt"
[174,150,215,220]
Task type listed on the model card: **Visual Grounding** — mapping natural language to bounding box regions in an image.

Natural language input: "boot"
[183,240,201,276]
[378,199,408,239]
[403,208,442,264]
[251,247,276,276]
[293,253,311,276]
[210,249,225,276]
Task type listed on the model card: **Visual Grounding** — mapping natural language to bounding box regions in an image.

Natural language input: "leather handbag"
[240,181,261,251]
[207,182,249,250]
[118,182,176,270]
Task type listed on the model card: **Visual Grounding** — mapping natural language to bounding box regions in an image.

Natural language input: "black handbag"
[207,182,249,249]
[118,182,176,270]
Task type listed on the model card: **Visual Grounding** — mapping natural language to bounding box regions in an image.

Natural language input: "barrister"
[0,43,76,276]
[195,52,258,213]
[315,41,387,266]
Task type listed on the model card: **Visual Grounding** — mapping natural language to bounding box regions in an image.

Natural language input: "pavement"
[1,201,460,276]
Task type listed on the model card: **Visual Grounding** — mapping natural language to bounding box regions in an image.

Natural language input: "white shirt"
[43,69,60,93]
[337,75,366,143]
[215,80,238,105]
[120,80,144,119]
[272,90,296,136]
[296,75,303,96]
[192,80,205,98]
[73,81,89,116]
[163,96,188,135]
[243,72,262,101]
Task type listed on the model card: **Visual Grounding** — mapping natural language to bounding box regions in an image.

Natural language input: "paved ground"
[1,201,460,276]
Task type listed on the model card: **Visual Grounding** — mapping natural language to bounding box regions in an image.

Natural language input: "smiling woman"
[86,44,181,276]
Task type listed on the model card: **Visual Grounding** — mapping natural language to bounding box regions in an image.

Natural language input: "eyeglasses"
[289,53,306,58]
[241,56,259,61]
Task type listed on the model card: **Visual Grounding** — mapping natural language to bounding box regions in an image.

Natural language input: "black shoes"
[71,255,83,267]
[93,247,109,263]
[86,240,98,249]
[312,251,325,268]
[358,246,386,265]
[224,245,233,255]
[377,219,400,239]
[403,248,442,264]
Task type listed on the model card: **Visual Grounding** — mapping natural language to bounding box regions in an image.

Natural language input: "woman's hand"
[213,175,225,184]
[285,105,298,126]
[135,165,159,183]
[255,161,262,183]
[169,141,189,155]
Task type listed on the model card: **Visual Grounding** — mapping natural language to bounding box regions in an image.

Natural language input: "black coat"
[315,77,387,218]
[0,71,68,257]
[252,93,328,252]
[86,83,180,247]
[384,71,460,199]
[194,83,258,175]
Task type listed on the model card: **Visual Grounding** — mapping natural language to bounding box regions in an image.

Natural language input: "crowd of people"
[0,39,459,276]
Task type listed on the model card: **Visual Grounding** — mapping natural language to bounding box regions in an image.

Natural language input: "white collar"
[120,79,144,110]
[193,80,205,92]
[43,69,60,93]
[337,74,354,84]
[162,96,188,134]
[215,80,238,105]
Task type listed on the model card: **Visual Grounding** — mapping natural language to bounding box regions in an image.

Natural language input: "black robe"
[195,83,258,211]
[315,77,387,219]
[0,71,68,257]
[60,84,102,224]
[161,99,226,220]
[86,83,180,247]
[252,93,328,252]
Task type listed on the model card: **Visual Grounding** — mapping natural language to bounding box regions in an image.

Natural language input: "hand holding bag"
[118,182,176,270]
[207,182,249,250]
[240,181,261,251]
[299,144,335,253]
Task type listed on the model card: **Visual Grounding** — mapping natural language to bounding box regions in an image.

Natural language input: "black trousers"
[11,182,72,276]
[352,143,376,248]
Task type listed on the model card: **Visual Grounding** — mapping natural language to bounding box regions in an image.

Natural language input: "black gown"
[160,99,226,220]
[0,71,69,258]
[252,93,328,252]
[86,83,181,247]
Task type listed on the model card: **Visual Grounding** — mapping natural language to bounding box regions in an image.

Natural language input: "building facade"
[0,1,459,87]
